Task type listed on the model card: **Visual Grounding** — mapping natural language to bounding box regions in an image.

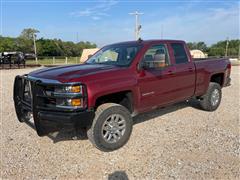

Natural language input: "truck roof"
[107,39,185,46]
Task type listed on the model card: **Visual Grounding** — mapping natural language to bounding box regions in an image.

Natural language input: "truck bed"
[193,57,230,96]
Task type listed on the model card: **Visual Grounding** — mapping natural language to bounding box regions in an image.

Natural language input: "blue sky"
[1,0,239,46]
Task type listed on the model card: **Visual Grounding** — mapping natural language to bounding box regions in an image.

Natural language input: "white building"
[80,48,99,63]
[190,49,207,58]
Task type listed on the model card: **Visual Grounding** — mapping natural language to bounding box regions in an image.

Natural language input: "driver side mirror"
[138,60,144,71]
[138,60,151,71]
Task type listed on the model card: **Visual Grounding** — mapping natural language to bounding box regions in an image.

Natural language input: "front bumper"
[13,75,94,136]
[35,110,94,136]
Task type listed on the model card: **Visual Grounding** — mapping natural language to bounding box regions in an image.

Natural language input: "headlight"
[54,85,85,108]
[55,85,83,94]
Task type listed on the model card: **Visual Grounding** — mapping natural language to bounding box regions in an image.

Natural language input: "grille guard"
[13,75,88,136]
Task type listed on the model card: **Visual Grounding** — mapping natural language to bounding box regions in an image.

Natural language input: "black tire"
[199,82,222,111]
[87,103,133,152]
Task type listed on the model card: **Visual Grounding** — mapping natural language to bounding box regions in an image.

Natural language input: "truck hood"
[29,64,121,82]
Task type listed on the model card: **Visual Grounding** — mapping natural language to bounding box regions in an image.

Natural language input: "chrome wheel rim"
[102,114,126,143]
[211,89,220,106]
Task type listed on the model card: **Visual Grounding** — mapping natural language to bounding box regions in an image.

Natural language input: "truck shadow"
[133,99,200,125]
[25,120,89,142]
[25,99,201,143]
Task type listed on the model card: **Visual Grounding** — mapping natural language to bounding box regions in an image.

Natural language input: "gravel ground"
[1,66,239,179]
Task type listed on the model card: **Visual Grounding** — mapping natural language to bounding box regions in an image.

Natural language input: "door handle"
[167,70,175,75]
[188,68,194,72]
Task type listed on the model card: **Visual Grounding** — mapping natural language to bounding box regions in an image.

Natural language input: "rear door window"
[171,43,189,64]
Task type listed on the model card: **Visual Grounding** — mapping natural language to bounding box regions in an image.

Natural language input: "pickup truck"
[14,40,231,151]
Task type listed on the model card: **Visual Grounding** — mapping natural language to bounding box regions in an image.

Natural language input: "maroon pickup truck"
[14,40,231,151]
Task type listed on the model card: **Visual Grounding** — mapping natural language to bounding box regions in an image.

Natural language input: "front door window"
[142,44,170,69]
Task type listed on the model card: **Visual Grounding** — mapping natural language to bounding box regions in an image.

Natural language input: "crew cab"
[14,40,231,151]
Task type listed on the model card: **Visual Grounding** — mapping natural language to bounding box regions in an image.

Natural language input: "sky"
[0,0,239,47]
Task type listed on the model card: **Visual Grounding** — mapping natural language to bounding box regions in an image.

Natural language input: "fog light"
[71,99,82,106]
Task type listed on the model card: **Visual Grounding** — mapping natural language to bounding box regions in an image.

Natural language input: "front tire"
[199,82,222,111]
[87,103,133,152]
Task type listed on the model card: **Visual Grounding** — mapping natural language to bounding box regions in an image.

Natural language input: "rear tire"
[199,82,222,111]
[87,103,133,152]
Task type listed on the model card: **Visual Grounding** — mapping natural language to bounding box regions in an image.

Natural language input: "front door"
[137,43,178,112]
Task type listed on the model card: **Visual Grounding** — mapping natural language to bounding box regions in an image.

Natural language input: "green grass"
[26,57,80,65]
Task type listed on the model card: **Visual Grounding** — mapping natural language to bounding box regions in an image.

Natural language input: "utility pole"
[225,37,229,57]
[129,11,144,40]
[33,33,38,63]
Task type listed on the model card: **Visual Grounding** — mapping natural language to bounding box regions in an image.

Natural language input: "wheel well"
[95,91,133,113]
[210,73,224,86]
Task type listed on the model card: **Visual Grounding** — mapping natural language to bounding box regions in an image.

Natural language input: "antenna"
[129,11,144,40]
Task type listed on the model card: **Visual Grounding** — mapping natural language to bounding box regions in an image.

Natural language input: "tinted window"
[171,43,188,64]
[142,44,170,69]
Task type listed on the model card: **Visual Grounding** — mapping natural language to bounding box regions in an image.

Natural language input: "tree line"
[0,28,97,57]
[0,28,239,57]
[187,40,239,57]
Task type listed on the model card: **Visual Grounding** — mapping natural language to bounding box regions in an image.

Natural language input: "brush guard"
[13,75,94,136]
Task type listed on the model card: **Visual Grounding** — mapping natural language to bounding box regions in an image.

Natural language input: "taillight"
[226,63,231,77]
[227,63,231,70]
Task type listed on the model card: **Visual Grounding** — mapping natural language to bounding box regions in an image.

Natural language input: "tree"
[76,41,97,56]
[0,36,17,52]
[187,42,208,52]
[19,28,40,40]
[208,40,240,57]
[36,38,62,56]
[15,28,40,53]
[35,38,97,57]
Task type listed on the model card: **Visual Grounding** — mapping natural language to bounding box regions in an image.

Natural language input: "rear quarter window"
[171,43,189,64]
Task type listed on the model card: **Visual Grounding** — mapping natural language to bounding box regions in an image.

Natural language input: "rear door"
[169,42,195,101]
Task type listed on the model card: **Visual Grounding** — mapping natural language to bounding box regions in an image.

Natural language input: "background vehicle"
[1,52,26,68]
[14,40,231,151]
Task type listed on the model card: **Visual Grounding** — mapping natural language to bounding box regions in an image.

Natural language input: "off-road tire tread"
[200,82,222,111]
[87,103,132,152]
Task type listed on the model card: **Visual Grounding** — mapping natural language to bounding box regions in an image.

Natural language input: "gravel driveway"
[1,66,239,179]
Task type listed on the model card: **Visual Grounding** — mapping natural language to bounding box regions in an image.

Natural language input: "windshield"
[86,44,141,67]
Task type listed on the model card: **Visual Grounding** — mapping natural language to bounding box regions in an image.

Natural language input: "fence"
[26,56,81,65]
